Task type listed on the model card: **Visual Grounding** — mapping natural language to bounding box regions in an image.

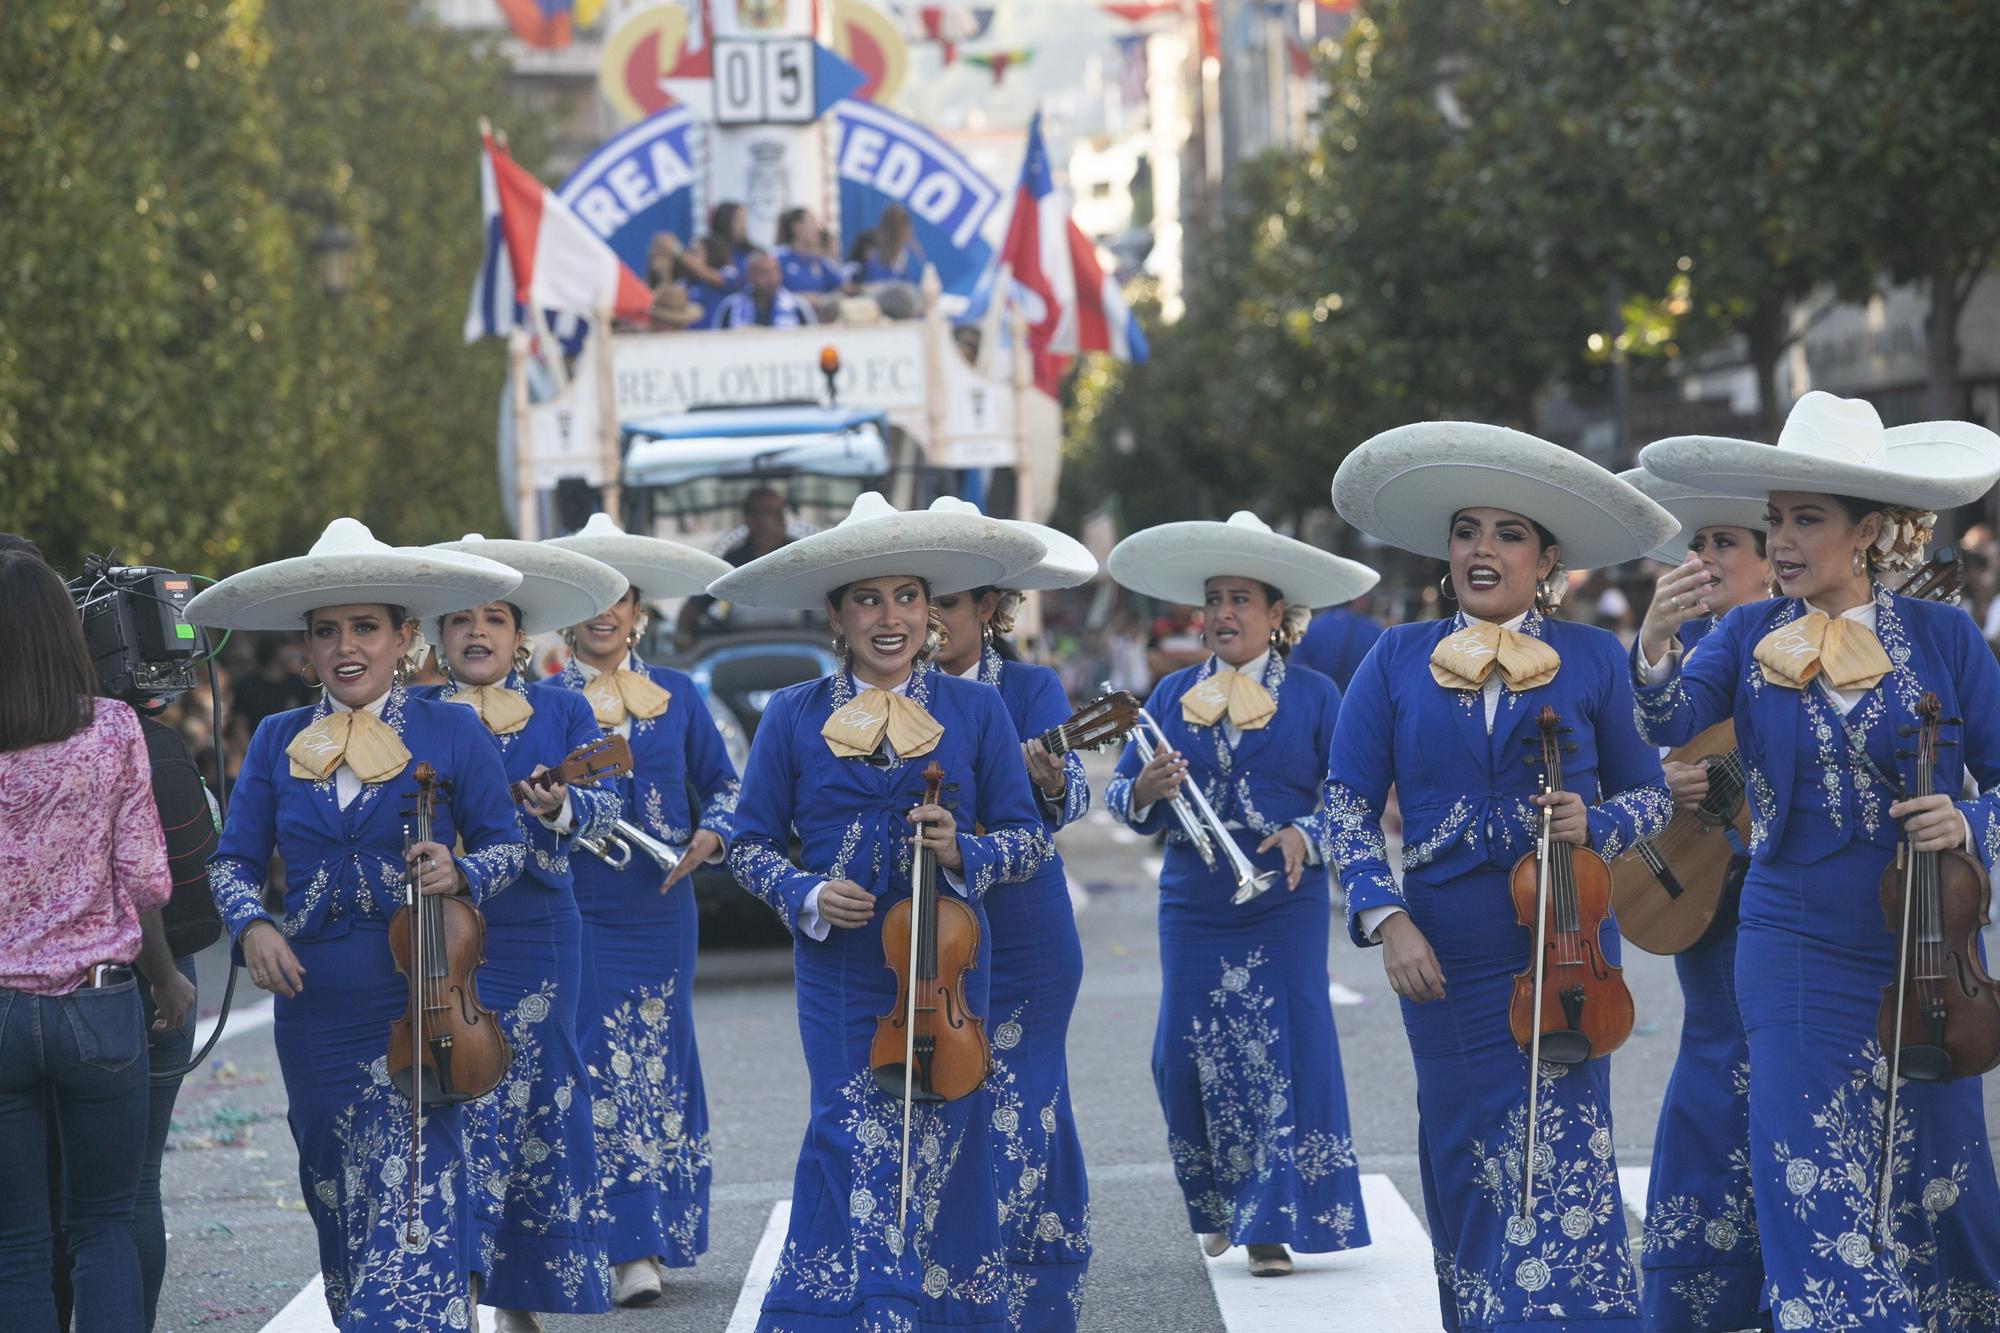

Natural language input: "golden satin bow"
[1429,620,1562,692]
[286,709,412,784]
[446,683,534,736]
[584,669,671,726]
[821,689,944,760]
[1753,612,1892,691]
[1179,668,1276,731]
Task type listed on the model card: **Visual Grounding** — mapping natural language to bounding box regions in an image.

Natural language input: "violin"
[869,760,989,1227]
[1873,692,2000,1244]
[1508,708,1634,1220]
[386,763,510,1241]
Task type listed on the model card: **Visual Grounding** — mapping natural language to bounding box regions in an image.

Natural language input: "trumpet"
[579,817,686,878]
[1115,686,1278,906]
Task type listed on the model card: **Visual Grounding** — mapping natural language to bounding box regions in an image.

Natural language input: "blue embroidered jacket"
[979,644,1090,833]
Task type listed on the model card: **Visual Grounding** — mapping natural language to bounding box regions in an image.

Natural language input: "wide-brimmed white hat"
[1107,512,1379,609]
[184,518,522,631]
[926,497,1097,590]
[709,492,1046,610]
[430,534,629,634]
[1640,391,2000,512]
[1333,421,1677,569]
[1617,469,1773,564]
[544,512,733,600]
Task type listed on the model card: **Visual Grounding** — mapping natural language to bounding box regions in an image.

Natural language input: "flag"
[495,0,575,50]
[996,112,1147,393]
[1099,1,1177,22]
[965,48,1033,86]
[483,131,652,320]
[464,144,516,343]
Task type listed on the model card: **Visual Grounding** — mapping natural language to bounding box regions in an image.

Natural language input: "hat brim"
[432,538,630,634]
[1639,421,2000,511]
[185,550,522,631]
[1334,422,1678,569]
[1107,522,1379,608]
[998,519,1098,590]
[1617,469,1774,563]
[710,513,1047,610]
[544,531,734,599]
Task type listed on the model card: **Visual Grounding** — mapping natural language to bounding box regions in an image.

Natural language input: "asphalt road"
[150,753,2000,1332]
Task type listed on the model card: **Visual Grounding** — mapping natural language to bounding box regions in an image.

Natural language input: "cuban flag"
[481,130,651,322]
[994,113,1147,391]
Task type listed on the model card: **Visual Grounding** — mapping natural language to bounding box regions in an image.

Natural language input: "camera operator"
[0,542,173,1331]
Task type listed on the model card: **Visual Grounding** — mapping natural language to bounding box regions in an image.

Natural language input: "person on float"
[1616,469,1774,1332]
[716,493,1053,1332]
[926,496,1099,1327]
[188,520,528,1330]
[1632,391,2000,1328]
[1326,425,1677,1330]
[1104,512,1379,1278]
[413,535,632,1332]
[540,513,739,1308]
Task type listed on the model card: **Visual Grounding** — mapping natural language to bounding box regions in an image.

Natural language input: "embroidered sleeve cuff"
[1290,817,1325,867]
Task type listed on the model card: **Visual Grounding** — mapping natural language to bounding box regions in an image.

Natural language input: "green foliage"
[0,0,521,576]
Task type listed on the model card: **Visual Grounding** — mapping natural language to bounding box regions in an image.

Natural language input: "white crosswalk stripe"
[724,1200,794,1332]
[257,1274,497,1331]
[1619,1164,1652,1222]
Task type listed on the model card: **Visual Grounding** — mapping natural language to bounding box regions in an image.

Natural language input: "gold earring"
[393,659,409,687]
[513,645,533,677]
[301,662,322,688]
[831,631,849,660]
[1852,548,1868,577]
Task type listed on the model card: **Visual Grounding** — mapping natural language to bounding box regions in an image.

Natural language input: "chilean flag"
[997,113,1147,392]
[482,131,651,321]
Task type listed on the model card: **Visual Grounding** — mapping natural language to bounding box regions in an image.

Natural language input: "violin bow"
[896,799,930,1231]
[1519,742,1557,1227]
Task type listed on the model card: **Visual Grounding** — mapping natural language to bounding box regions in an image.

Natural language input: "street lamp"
[309,220,357,299]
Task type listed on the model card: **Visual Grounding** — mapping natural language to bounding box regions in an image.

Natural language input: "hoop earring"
[561,626,577,648]
[513,645,533,677]
[1438,573,1458,603]
[393,659,409,687]
[1853,548,1869,577]
[301,662,321,688]
[1269,626,1283,650]
[831,631,849,661]
[981,622,993,647]
[1534,583,1553,615]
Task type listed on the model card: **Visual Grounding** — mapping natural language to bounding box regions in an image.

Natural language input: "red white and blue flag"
[993,112,1147,391]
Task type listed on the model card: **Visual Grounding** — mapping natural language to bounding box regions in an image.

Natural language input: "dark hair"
[0,550,99,751]
[871,204,912,262]
[1449,509,1559,551]
[1827,494,1882,525]
[302,603,410,631]
[703,202,746,270]
[827,575,931,610]
[0,532,45,561]
[777,207,810,247]
[436,601,524,637]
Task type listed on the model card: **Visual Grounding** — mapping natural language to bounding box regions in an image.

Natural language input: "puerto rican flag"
[996,112,1147,392]
[478,130,651,323]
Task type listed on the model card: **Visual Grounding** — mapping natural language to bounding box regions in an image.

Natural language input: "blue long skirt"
[1738,846,2000,1331]
[277,922,476,1330]
[985,867,1091,1329]
[1398,868,1641,1332]
[465,885,614,1311]
[1640,860,1766,1333]
[1153,843,1370,1252]
[759,896,1015,1332]
[572,853,710,1268]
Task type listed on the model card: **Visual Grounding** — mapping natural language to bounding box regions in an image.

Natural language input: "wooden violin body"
[1608,720,1748,955]
[870,762,990,1103]
[1509,708,1634,1065]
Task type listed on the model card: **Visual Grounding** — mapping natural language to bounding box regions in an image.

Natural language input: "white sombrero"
[431,534,629,635]
[544,512,733,600]
[1106,512,1380,609]
[709,492,1046,610]
[1617,470,1773,564]
[184,518,522,631]
[1333,421,1677,570]
[927,497,1098,590]
[1640,391,2000,512]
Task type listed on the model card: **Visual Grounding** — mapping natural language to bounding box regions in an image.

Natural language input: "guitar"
[509,734,632,805]
[1035,690,1143,755]
[1610,549,1961,955]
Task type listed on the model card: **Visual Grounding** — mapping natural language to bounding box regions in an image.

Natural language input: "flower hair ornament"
[1871,506,1935,575]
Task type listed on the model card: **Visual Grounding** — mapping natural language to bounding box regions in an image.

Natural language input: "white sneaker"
[612,1258,664,1307]
[493,1312,545,1333]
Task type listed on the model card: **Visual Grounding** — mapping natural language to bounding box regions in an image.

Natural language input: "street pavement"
[153,753,2000,1332]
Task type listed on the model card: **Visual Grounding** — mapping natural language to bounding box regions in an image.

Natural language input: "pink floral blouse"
[0,699,171,995]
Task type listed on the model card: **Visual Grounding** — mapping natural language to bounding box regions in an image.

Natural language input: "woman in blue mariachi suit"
[1326,425,1678,1332]
[1632,392,2000,1331]
[926,497,1100,1329]
[417,535,633,1332]
[1105,512,1380,1279]
[1617,470,1775,1332]
[716,493,1054,1333]
[189,520,527,1331]
[541,513,739,1308]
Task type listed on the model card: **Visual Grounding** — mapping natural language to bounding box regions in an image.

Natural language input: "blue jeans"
[0,980,149,1333]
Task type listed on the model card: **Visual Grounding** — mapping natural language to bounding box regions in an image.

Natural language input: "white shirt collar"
[855,672,915,696]
[575,653,636,682]
[1803,598,1877,628]
[1461,609,1531,633]
[1220,649,1271,680]
[328,689,389,717]
[956,659,982,681]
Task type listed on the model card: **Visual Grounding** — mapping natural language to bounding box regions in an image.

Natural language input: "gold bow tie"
[1180,668,1276,731]
[286,709,412,785]
[1754,612,1892,691]
[446,683,534,736]
[584,669,671,726]
[1430,620,1562,692]
[821,688,943,760]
